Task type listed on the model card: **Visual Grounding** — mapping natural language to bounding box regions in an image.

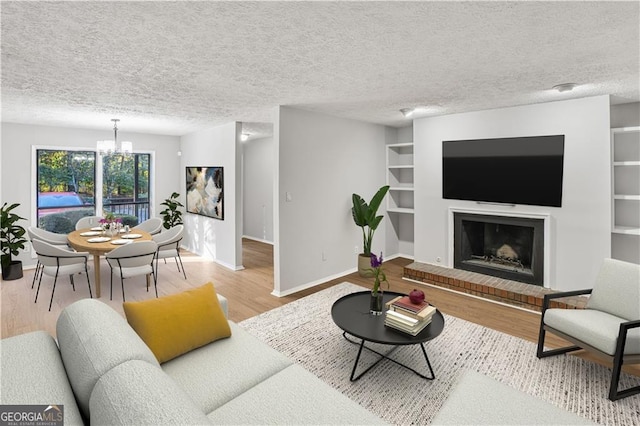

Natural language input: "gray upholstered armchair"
[536,258,640,401]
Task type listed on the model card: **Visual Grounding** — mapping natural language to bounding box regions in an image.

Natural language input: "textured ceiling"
[1,1,639,138]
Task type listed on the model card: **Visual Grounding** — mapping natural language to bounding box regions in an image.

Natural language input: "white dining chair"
[135,217,163,235]
[152,224,187,279]
[32,239,92,311]
[27,226,72,289]
[75,216,102,230]
[106,241,158,302]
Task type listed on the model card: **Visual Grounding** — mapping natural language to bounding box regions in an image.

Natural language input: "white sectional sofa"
[432,369,595,425]
[0,293,385,425]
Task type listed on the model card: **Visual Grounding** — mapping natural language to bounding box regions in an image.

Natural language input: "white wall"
[242,136,274,243]
[414,96,611,291]
[274,106,391,296]
[0,122,181,268]
[180,122,243,270]
[397,125,413,144]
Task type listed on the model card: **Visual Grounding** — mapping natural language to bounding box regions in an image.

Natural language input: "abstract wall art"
[186,166,224,220]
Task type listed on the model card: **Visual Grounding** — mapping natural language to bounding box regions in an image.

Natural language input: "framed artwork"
[185,167,224,220]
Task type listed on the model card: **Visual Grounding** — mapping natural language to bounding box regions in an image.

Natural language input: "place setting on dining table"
[67,217,153,298]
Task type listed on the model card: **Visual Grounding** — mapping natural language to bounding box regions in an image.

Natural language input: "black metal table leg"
[419,341,435,380]
[343,332,435,381]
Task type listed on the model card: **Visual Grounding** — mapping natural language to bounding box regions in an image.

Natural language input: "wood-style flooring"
[1,238,638,378]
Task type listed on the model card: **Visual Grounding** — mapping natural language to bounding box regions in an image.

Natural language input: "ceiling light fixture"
[400,108,414,118]
[240,133,250,142]
[552,83,578,93]
[400,106,431,118]
[97,119,133,155]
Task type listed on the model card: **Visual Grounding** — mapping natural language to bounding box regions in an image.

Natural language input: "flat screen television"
[442,135,565,207]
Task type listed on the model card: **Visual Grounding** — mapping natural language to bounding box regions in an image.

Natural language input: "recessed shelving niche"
[611,127,640,264]
[386,142,414,257]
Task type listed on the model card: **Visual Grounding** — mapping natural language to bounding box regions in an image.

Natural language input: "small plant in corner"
[1,202,28,280]
[160,192,184,230]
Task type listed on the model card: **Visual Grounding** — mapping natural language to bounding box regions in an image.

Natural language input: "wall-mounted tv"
[442,135,565,207]
[186,167,224,220]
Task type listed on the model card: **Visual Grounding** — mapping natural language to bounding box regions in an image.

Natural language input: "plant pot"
[370,291,384,315]
[357,254,373,277]
[2,260,23,281]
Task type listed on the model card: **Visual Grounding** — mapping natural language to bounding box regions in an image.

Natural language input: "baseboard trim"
[242,235,274,245]
[214,259,245,271]
[272,267,358,297]
[385,253,414,261]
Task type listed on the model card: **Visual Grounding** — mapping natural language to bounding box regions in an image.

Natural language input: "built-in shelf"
[614,194,640,200]
[386,139,415,257]
[611,126,640,262]
[613,226,640,235]
[387,207,415,214]
[386,142,414,211]
[387,165,415,169]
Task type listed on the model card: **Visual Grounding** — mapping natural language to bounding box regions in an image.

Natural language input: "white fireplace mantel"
[448,207,552,288]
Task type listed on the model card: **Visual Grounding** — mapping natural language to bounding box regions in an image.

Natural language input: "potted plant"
[351,185,389,276]
[1,202,28,280]
[160,192,184,230]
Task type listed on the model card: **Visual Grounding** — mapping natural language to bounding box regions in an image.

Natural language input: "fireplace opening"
[454,213,544,285]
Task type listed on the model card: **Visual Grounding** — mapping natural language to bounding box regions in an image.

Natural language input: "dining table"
[67,228,153,298]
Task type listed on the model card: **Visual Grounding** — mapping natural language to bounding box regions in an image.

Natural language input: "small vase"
[370,290,384,315]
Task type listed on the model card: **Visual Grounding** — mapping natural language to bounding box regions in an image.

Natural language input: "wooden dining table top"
[67,228,153,254]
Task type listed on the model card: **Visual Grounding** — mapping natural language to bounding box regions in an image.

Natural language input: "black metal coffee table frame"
[331,291,445,382]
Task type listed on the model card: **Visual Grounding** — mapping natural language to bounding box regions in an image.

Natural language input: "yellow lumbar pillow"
[123,282,231,363]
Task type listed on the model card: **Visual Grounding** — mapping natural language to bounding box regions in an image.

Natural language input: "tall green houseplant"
[352,184,390,256]
[160,192,184,230]
[1,202,28,280]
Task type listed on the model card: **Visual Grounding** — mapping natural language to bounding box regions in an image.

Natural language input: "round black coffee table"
[331,291,445,381]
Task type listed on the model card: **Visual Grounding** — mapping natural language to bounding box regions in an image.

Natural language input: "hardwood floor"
[2,238,638,378]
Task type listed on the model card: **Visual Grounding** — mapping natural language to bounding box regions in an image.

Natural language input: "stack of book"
[384,296,436,336]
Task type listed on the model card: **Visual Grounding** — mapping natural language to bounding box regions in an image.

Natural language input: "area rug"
[239,282,640,425]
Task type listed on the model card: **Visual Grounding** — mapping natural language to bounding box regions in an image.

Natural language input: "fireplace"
[453,212,544,285]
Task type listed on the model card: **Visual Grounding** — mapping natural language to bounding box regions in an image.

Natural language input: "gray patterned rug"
[239,282,640,425]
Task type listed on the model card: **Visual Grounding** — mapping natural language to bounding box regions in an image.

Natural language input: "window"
[102,153,151,223]
[37,150,96,233]
[36,149,151,233]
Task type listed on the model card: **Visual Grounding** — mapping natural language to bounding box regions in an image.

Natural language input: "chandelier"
[97,118,133,155]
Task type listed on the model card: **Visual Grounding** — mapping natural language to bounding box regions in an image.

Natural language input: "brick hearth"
[403,262,587,312]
